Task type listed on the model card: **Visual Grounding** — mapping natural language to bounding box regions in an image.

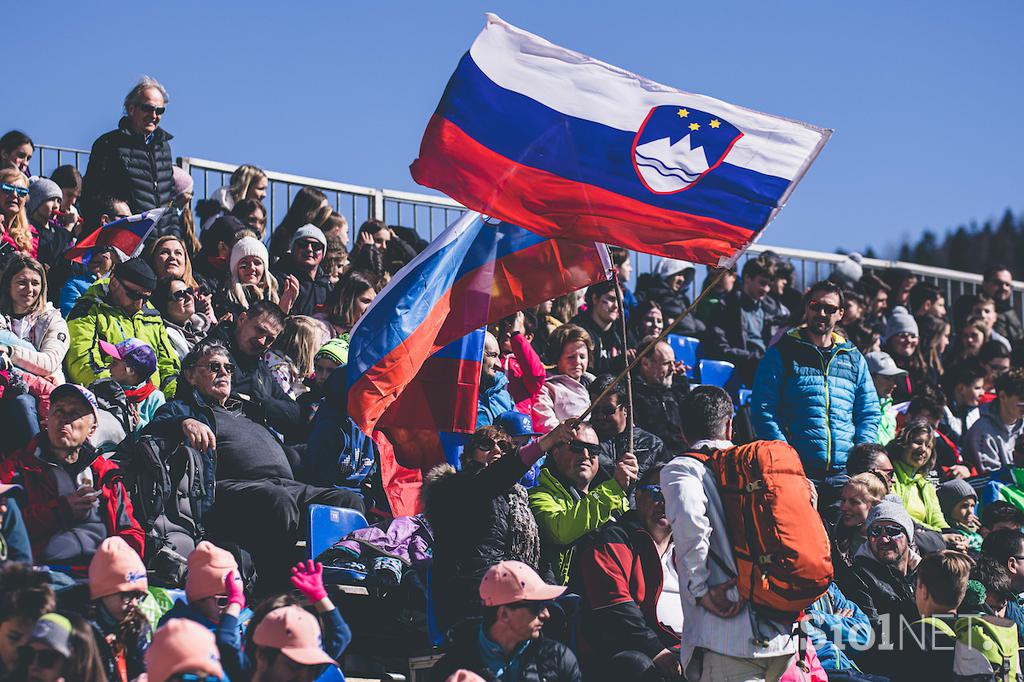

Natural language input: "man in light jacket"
[661,386,796,681]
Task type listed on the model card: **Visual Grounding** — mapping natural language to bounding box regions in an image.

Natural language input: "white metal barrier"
[29,144,1023,313]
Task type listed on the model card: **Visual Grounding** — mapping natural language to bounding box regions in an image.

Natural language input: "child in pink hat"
[87,536,151,680]
[145,618,225,682]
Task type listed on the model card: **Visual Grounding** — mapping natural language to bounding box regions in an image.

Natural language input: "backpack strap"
[679,448,738,580]
[915,616,956,639]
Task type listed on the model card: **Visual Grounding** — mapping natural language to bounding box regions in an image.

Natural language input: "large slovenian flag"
[348,212,610,514]
[65,208,166,264]
[411,14,831,266]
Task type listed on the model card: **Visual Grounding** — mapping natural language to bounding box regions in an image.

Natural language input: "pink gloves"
[224,570,246,609]
[291,560,328,602]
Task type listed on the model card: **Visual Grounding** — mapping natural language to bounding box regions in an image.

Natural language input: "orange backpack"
[687,440,833,622]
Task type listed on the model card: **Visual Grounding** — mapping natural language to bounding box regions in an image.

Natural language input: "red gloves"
[291,560,328,602]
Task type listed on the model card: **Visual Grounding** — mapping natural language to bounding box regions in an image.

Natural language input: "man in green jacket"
[66,258,180,396]
[529,422,636,585]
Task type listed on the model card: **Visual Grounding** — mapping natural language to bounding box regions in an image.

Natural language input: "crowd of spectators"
[3,74,1024,681]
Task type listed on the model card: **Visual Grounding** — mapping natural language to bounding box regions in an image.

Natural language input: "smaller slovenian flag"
[411,14,832,266]
[64,207,166,264]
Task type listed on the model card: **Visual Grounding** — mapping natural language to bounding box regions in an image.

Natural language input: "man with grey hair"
[81,75,180,235]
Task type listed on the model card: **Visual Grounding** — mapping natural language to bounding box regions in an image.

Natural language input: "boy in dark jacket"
[430,560,580,682]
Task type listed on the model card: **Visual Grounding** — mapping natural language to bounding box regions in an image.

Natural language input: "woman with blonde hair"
[533,323,595,433]
[0,255,69,448]
[216,236,296,318]
[147,235,215,323]
[211,164,268,212]
[0,168,37,257]
[264,315,321,398]
[832,471,890,575]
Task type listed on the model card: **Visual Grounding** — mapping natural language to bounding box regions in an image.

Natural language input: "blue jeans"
[0,393,40,451]
[1,496,33,564]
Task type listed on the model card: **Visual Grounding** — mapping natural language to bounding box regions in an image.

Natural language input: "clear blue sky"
[11,2,1023,256]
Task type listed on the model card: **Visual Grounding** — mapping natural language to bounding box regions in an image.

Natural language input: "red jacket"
[500,333,546,429]
[0,436,144,561]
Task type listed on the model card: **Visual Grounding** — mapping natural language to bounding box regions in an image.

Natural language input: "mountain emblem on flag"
[631,105,743,194]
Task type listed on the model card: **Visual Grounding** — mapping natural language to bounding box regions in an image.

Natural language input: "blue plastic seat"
[425,565,444,647]
[698,359,735,388]
[667,335,700,378]
[308,504,369,561]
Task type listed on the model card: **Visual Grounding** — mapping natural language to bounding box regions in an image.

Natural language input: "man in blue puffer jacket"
[752,280,880,498]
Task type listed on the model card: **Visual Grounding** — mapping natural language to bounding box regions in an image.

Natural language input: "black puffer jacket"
[423,452,548,631]
[703,287,791,385]
[430,619,581,682]
[81,117,178,232]
[271,259,333,317]
[632,375,689,452]
[596,426,667,501]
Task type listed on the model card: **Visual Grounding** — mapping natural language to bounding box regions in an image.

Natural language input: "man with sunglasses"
[430,560,580,682]
[837,500,920,673]
[576,464,682,681]
[81,76,181,236]
[529,422,634,585]
[271,225,333,317]
[67,257,181,396]
[589,374,667,503]
[752,280,880,505]
[146,340,363,592]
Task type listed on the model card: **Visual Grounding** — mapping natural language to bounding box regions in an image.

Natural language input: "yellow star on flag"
[710,119,721,129]
[677,108,689,118]
[688,122,700,131]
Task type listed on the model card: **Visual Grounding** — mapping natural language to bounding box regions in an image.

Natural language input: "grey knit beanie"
[937,478,977,519]
[884,306,919,342]
[831,252,864,288]
[866,499,915,543]
[27,177,62,218]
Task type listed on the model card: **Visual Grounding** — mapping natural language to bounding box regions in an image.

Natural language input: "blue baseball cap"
[496,411,540,438]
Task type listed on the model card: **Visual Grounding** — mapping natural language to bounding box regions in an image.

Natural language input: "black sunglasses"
[20,647,63,668]
[637,484,664,502]
[297,240,325,253]
[568,440,598,456]
[204,362,234,375]
[171,287,196,302]
[507,600,552,615]
[807,300,841,315]
[867,524,906,539]
[1,183,29,198]
[474,437,513,453]
[138,103,166,115]
[117,279,150,301]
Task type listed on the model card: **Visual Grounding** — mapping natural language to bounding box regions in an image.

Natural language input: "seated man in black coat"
[704,258,790,387]
[632,337,689,452]
[204,300,302,442]
[145,339,363,591]
[837,500,920,673]
[430,560,581,682]
[589,375,668,503]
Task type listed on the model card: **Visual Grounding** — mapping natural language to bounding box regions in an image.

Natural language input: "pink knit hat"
[88,537,148,599]
[186,541,238,602]
[145,618,224,682]
[172,166,194,197]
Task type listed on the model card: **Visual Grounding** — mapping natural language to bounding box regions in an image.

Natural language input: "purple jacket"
[338,514,433,565]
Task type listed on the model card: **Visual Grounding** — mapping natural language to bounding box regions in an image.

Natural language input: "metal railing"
[30,144,1024,314]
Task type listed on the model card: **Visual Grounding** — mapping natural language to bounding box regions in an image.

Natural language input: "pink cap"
[145,618,224,682]
[479,560,565,607]
[446,671,487,682]
[253,605,335,666]
[186,541,238,603]
[88,537,147,599]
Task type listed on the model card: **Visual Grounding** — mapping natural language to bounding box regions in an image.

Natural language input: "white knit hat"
[229,236,269,277]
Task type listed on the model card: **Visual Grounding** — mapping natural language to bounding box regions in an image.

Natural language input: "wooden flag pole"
[575,266,729,424]
[611,269,635,455]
